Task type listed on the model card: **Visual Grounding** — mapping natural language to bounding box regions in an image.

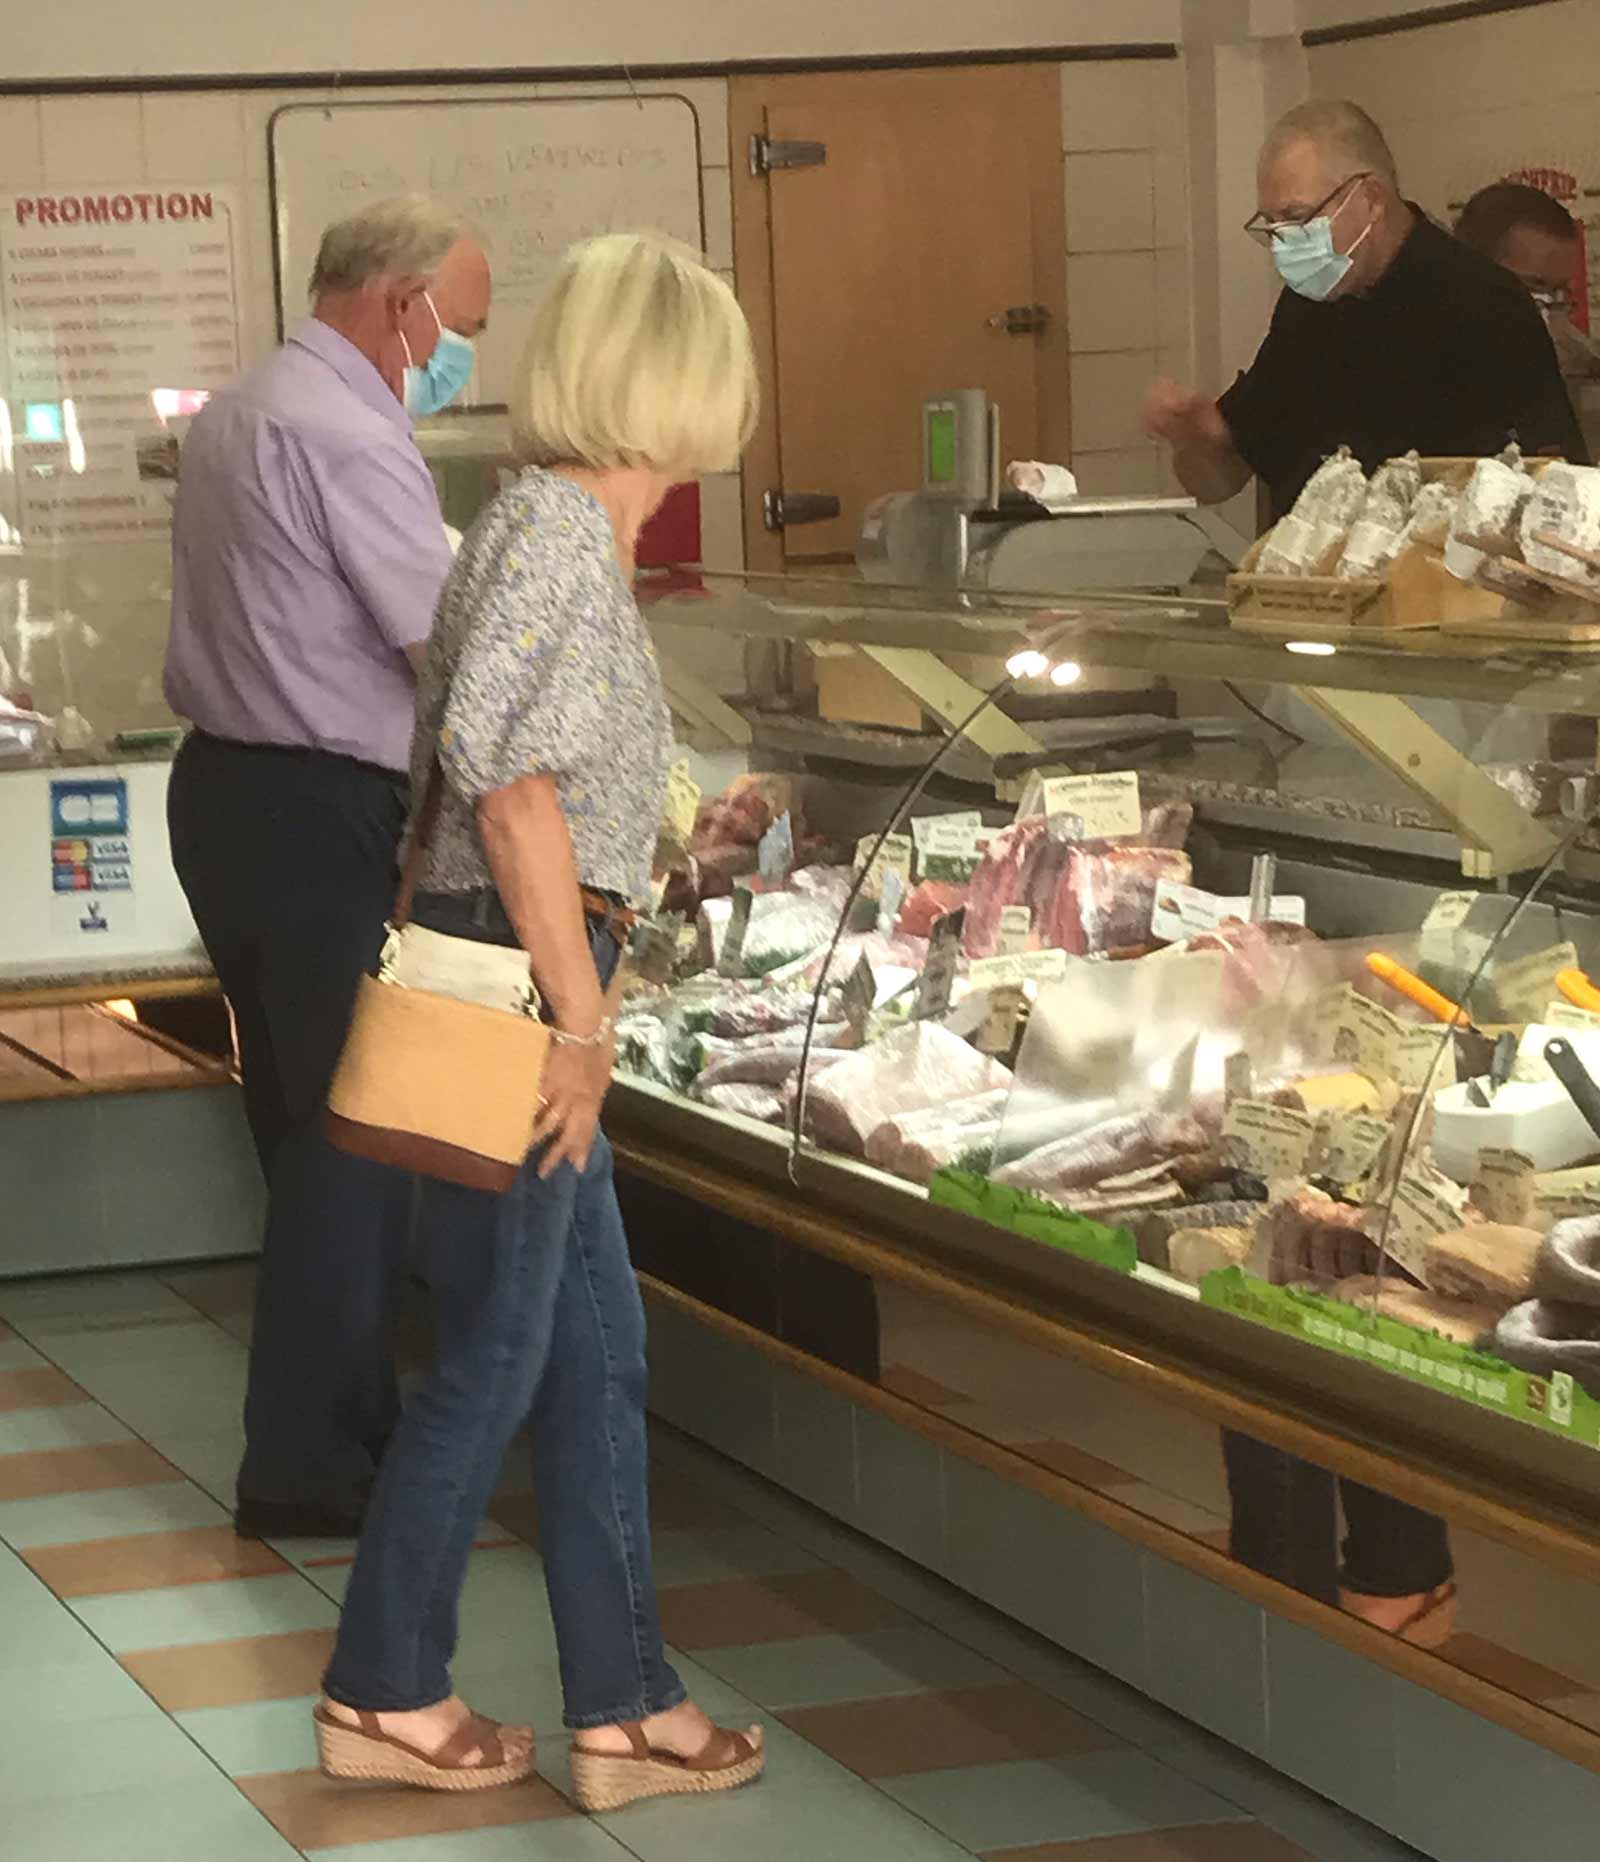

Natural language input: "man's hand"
[1140,377,1230,451]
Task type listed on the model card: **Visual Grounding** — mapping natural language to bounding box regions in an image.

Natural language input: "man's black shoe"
[234,1494,366,1540]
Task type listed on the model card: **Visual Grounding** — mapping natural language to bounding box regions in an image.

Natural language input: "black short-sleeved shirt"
[1218,206,1588,523]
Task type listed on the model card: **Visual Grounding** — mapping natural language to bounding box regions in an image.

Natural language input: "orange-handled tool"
[1365,952,1467,1025]
[1557,967,1600,1015]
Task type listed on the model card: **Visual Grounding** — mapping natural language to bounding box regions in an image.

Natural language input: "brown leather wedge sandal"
[569,1720,765,1812]
[314,1703,536,1791]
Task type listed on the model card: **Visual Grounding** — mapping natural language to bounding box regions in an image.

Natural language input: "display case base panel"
[642,1285,1600,1862]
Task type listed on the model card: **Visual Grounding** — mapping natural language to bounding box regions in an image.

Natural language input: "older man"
[164,197,491,1537]
[1143,99,1585,519]
[1456,181,1600,389]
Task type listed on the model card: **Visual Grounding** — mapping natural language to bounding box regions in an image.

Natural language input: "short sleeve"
[313,432,454,652]
[1217,294,1303,489]
[435,512,617,806]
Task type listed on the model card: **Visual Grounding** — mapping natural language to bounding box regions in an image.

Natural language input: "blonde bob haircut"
[512,232,758,479]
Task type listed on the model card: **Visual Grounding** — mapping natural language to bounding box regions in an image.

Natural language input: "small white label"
[998,905,1031,956]
[912,811,982,853]
[1493,942,1580,1024]
[970,948,1069,990]
[663,760,702,840]
[1381,1175,1468,1284]
[1149,879,1306,945]
[1472,1146,1537,1226]
[1315,1111,1392,1188]
[854,832,914,896]
[1546,1000,1600,1031]
[1040,770,1142,841]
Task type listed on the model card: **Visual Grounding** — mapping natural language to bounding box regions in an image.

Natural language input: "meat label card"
[1149,881,1305,945]
[1545,1001,1600,1031]
[663,760,702,840]
[914,908,965,1021]
[1221,1100,1318,1178]
[997,906,1031,955]
[1494,942,1579,1025]
[1040,771,1141,841]
[1382,1175,1467,1284]
[1314,1111,1391,1190]
[717,886,753,978]
[854,832,913,897]
[912,812,982,882]
[1471,1148,1537,1227]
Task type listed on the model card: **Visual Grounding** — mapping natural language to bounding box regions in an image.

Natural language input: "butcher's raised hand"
[1140,377,1229,451]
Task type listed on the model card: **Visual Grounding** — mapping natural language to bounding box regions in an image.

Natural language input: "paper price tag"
[1221,1100,1318,1179]
[1149,879,1307,945]
[970,949,1068,990]
[842,954,877,1040]
[997,905,1031,956]
[1493,942,1579,1024]
[631,912,683,986]
[912,811,981,852]
[1224,1051,1254,1109]
[914,908,965,1021]
[1472,1147,1537,1227]
[1040,770,1141,842]
[977,984,1025,1055]
[1312,985,1361,1067]
[758,809,794,884]
[663,760,702,841]
[1535,1163,1600,1223]
[1349,993,1407,1075]
[877,864,907,935]
[717,886,754,979]
[1314,1111,1392,1190]
[854,832,914,897]
[1393,1022,1457,1093]
[1381,1174,1467,1284]
[1546,1000,1600,1031]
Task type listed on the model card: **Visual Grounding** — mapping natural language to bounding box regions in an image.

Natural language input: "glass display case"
[611,568,1600,1519]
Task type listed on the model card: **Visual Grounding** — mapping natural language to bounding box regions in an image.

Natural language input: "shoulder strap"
[391,757,444,930]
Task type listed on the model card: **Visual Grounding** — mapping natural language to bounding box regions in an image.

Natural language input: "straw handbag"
[324,767,550,1192]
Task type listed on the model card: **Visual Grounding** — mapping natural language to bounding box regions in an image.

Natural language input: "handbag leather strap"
[391,758,444,931]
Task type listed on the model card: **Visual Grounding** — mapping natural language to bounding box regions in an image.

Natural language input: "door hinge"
[764,489,842,532]
[750,134,828,178]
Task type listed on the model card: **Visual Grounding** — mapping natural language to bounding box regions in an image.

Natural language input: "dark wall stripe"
[1304,0,1561,48]
[0,41,1177,99]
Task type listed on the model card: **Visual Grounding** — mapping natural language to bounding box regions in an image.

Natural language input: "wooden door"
[732,65,1069,570]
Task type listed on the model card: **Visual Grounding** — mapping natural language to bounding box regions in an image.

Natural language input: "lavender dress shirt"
[164,319,453,773]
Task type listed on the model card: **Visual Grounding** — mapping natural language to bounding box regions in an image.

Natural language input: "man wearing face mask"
[1143,100,1586,518]
[163,197,491,1538]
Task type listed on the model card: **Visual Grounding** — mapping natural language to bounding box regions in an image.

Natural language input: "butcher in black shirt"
[1142,99,1586,522]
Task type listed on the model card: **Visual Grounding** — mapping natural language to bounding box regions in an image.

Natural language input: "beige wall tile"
[1065,151,1155,254]
[1066,251,1157,352]
[1148,56,1188,153]
[1154,246,1193,359]
[1060,59,1156,153]
[40,94,144,182]
[1034,441,1164,501]
[1069,350,1158,453]
[698,471,746,574]
[702,169,734,270]
[1153,145,1188,251]
[142,91,247,183]
[0,98,45,189]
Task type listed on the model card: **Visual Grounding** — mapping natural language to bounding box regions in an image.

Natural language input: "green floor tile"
[150,1428,245,1502]
[878,1750,1248,1852]
[0,1480,230,1550]
[4,1705,211,1807]
[0,1336,48,1371]
[70,1570,338,1652]
[176,1695,320,1778]
[0,1399,134,1455]
[692,1623,1010,1711]
[0,1653,155,1733]
[648,1522,825,1588]
[317,1821,638,1861]
[2,1774,302,1861]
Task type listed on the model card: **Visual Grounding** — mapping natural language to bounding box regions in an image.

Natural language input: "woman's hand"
[530,1027,617,1178]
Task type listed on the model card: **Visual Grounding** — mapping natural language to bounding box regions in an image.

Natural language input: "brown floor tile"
[1438,1632,1583,1702]
[881,1363,976,1408]
[122,1627,338,1710]
[0,1440,183,1500]
[983,1824,1310,1862]
[1009,1440,1134,1492]
[780,1683,1116,1778]
[0,1366,88,1411]
[659,1568,908,1650]
[650,1477,746,1533]
[24,1525,290,1598]
[238,1767,572,1850]
[1196,1528,1233,1555]
[303,1534,520,1572]
[0,1322,14,1342]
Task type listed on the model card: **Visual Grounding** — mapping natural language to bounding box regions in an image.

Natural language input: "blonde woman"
[315,233,762,1811]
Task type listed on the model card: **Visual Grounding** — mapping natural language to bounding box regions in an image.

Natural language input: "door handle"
[764,490,842,532]
[987,304,1052,335]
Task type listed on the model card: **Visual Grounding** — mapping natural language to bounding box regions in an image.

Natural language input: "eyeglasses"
[1528,285,1573,312]
[1244,173,1370,248]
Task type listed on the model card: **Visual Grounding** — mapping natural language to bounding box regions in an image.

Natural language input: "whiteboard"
[270,96,704,408]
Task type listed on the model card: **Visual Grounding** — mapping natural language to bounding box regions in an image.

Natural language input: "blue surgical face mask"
[1271,187,1372,301]
[400,292,475,417]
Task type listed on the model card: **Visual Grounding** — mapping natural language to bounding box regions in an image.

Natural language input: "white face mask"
[1271,184,1373,301]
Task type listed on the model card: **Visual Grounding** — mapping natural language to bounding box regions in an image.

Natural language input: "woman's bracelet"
[549,1015,615,1049]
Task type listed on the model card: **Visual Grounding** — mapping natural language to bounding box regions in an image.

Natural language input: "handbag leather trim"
[323,1111,520,1195]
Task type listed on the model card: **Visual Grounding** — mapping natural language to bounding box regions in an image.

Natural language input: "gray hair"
[1262,100,1399,188]
[309,194,465,298]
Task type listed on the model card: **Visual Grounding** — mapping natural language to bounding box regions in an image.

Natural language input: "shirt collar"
[287,318,410,430]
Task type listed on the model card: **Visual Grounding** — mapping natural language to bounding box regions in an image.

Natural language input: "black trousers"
[1223,1432,1454,1604]
[167,731,411,1507]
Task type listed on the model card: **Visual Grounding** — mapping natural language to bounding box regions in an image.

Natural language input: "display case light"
[1285,640,1337,657]
[1049,659,1082,687]
[1005,649,1050,680]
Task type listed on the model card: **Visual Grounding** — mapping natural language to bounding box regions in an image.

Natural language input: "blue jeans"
[324,902,685,1729]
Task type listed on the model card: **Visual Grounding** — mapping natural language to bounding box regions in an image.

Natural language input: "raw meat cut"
[897,880,970,940]
[1187,916,1320,1015]
[694,1027,853,1092]
[864,1088,1010,1184]
[1424,1223,1541,1308]
[803,1024,1011,1156]
[1252,1186,1377,1287]
[1048,845,1191,957]
[993,1107,1218,1198]
[698,1082,787,1123]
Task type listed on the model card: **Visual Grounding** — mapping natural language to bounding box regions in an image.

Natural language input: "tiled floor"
[0,1264,1425,1862]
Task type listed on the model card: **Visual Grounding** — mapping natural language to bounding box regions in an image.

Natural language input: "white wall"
[11,1,1181,84]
